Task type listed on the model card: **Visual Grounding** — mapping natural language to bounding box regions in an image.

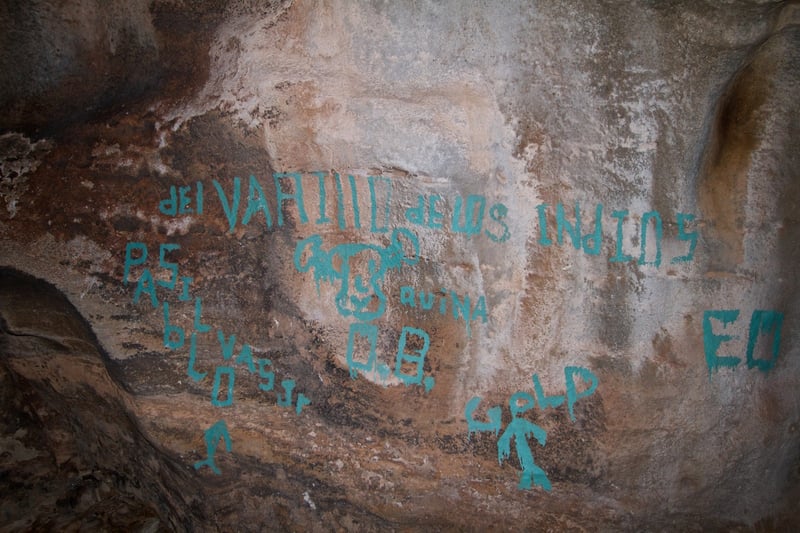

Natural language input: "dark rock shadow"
[0,267,205,531]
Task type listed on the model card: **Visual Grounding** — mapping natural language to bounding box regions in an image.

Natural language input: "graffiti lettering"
[398,286,488,337]
[535,202,697,266]
[184,324,311,413]
[123,239,311,475]
[465,366,599,491]
[404,193,510,242]
[159,182,204,216]
[703,309,784,377]
[345,323,435,392]
[531,366,599,422]
[124,242,194,308]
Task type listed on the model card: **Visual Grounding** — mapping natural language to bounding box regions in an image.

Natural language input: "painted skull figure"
[294,227,420,322]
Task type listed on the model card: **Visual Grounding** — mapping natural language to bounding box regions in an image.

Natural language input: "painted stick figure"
[194,419,232,475]
[496,392,551,491]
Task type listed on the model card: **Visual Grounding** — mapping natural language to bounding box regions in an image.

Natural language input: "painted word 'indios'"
[703,308,784,377]
[534,202,697,267]
[465,366,599,491]
[158,172,511,243]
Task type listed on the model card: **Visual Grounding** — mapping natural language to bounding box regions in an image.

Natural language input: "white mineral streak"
[166,1,543,399]
[164,3,796,436]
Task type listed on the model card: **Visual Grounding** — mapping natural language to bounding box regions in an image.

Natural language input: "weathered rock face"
[0,268,202,530]
[1,1,799,530]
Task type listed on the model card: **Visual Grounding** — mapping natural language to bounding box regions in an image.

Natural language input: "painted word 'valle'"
[158,172,511,243]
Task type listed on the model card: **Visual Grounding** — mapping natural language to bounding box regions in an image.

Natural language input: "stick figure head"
[294,228,419,321]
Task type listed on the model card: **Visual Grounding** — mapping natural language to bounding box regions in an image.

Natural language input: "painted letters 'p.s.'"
[124,242,194,306]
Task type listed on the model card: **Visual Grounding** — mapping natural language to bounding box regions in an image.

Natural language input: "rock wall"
[1,0,799,530]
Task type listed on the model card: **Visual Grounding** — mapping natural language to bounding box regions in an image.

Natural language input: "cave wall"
[1,0,799,530]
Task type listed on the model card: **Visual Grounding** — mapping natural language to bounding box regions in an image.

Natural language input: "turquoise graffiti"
[404,193,511,242]
[294,227,419,321]
[158,172,512,244]
[498,392,550,491]
[346,322,435,392]
[534,202,697,267]
[194,420,232,475]
[293,228,437,391]
[124,241,311,475]
[465,366,599,491]
[703,309,784,378]
[398,286,488,337]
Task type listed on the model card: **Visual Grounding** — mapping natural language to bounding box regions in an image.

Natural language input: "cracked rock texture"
[1,1,799,530]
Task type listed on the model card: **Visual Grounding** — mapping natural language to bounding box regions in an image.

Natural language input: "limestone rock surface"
[1,1,800,530]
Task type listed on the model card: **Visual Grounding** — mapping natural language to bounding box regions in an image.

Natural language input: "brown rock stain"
[651,327,686,370]
[697,52,773,271]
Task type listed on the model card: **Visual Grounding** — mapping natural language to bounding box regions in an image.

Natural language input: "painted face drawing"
[294,228,420,322]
